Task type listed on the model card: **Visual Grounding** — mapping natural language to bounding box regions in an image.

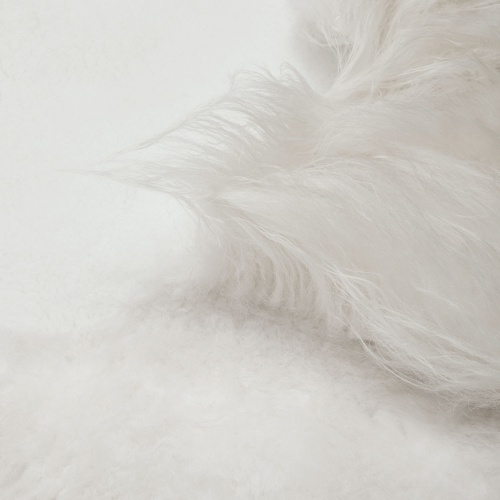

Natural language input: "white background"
[0,0,296,334]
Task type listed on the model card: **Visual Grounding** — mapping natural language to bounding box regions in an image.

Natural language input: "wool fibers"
[108,0,500,407]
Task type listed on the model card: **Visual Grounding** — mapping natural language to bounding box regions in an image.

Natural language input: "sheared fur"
[107,0,500,407]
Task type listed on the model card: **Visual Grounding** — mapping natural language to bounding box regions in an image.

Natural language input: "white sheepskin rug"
[2,0,500,498]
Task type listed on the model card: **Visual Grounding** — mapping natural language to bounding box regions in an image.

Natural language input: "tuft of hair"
[104,0,500,408]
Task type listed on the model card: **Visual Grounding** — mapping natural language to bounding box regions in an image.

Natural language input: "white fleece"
[108,0,500,407]
[2,1,500,498]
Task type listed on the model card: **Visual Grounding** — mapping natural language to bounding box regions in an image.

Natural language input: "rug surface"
[1,1,499,498]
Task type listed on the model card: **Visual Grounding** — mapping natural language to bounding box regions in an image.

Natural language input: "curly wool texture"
[109,0,500,407]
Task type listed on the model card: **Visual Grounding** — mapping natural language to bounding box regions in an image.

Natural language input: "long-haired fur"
[106,0,500,407]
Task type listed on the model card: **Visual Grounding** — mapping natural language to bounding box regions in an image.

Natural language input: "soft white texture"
[2,1,500,498]
[108,0,500,407]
